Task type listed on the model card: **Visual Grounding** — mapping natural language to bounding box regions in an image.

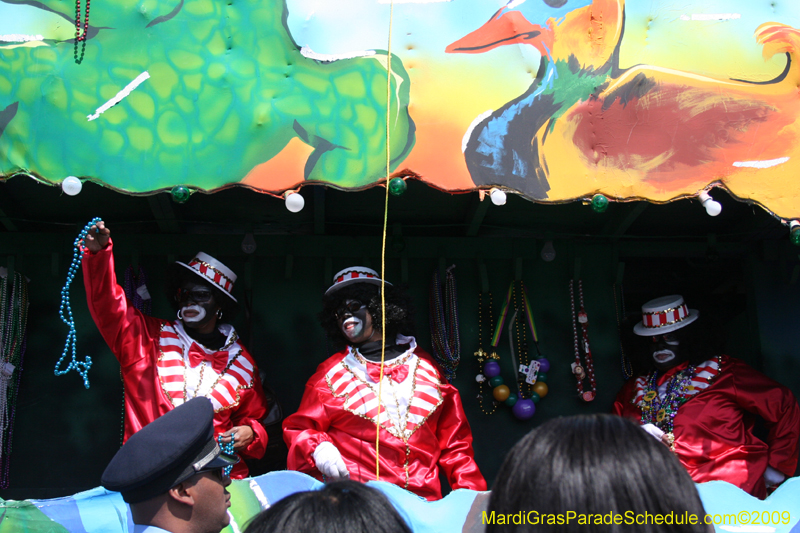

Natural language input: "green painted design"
[0,0,415,192]
[0,499,70,533]
[223,478,265,533]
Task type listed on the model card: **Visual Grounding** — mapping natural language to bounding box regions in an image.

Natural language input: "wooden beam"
[603,202,648,238]
[147,194,184,234]
[465,195,490,237]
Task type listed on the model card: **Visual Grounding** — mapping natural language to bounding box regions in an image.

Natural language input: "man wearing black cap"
[83,221,268,479]
[103,397,238,533]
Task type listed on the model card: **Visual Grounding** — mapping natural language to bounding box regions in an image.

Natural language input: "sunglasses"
[651,333,679,345]
[335,300,366,320]
[176,288,214,304]
[194,466,229,483]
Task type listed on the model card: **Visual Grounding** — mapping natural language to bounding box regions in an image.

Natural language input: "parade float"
[1,0,800,530]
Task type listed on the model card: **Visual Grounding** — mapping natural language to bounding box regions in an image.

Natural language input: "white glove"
[641,423,665,441]
[312,441,349,479]
[763,465,785,487]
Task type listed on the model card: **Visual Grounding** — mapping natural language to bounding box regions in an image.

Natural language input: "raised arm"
[81,221,152,366]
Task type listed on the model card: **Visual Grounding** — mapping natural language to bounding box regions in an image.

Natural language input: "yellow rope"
[376,0,395,481]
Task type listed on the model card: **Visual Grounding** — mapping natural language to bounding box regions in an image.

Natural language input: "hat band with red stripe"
[336,271,377,284]
[188,259,234,293]
[642,304,689,329]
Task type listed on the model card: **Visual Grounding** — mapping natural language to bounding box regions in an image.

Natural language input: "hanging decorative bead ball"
[55,217,102,389]
[171,185,191,204]
[504,393,518,407]
[536,372,548,383]
[62,176,83,196]
[492,384,510,402]
[512,398,536,420]
[530,391,541,403]
[388,177,407,196]
[475,373,486,383]
[791,226,800,246]
[489,375,504,388]
[483,360,501,378]
[532,381,549,398]
[591,193,609,213]
[536,357,550,373]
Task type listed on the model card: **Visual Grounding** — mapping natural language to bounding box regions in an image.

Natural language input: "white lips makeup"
[181,304,206,323]
[653,350,676,364]
[342,316,364,339]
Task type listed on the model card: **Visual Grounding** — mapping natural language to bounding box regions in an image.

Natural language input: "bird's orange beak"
[446,8,554,57]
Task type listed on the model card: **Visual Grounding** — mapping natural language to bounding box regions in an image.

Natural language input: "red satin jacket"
[613,355,800,498]
[283,345,486,500]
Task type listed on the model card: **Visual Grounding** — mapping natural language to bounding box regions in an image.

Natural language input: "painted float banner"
[1,0,800,217]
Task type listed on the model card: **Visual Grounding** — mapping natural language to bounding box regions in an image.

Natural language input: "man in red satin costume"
[613,295,799,498]
[283,267,486,500]
[82,221,268,479]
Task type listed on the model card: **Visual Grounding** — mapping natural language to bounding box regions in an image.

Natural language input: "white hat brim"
[174,261,238,303]
[325,277,391,296]
[633,309,698,336]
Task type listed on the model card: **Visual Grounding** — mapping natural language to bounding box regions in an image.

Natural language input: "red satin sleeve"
[283,377,333,474]
[435,381,487,491]
[82,240,161,367]
[611,378,640,420]
[229,363,270,460]
[729,359,800,477]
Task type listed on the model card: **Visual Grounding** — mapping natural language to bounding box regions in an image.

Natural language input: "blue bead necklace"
[54,217,101,389]
[218,435,235,477]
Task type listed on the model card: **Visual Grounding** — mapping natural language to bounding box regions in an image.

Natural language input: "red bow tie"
[366,363,409,384]
[187,343,228,374]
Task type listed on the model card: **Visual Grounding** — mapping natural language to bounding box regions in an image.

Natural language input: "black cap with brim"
[101,398,239,503]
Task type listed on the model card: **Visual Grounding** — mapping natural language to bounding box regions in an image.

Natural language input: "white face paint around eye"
[342,316,364,340]
[181,304,207,323]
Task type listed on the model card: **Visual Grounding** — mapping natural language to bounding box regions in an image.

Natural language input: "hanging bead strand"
[570,280,597,402]
[429,267,461,381]
[73,0,91,63]
[55,217,101,388]
[475,292,498,415]
[0,273,28,488]
[614,283,633,379]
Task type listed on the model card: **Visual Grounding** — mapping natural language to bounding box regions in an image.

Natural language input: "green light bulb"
[171,185,191,204]
[591,194,609,213]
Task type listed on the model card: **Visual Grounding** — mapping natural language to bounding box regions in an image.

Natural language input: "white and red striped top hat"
[633,295,698,336]
[326,266,392,295]
[175,252,237,303]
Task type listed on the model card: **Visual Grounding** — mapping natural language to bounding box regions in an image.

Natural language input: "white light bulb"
[541,241,556,262]
[285,191,305,213]
[705,200,722,216]
[490,188,507,206]
[698,191,722,217]
[62,176,83,196]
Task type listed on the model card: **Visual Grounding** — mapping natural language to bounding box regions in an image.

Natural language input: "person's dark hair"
[165,264,239,320]
[488,414,707,533]
[243,480,412,533]
[319,283,414,349]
